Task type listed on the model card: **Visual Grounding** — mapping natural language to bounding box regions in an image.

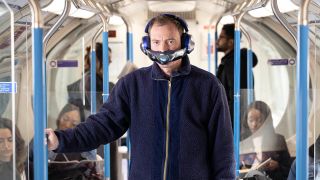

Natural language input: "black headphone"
[140,14,194,55]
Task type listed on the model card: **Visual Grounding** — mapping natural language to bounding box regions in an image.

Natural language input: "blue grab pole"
[43,48,48,180]
[247,49,253,104]
[207,32,211,73]
[32,28,47,180]
[127,32,133,170]
[102,32,111,179]
[233,30,241,176]
[129,32,134,62]
[126,32,130,61]
[215,30,218,74]
[296,25,309,180]
[90,51,97,114]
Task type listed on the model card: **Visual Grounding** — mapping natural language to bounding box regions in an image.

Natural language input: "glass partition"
[309,23,320,179]
[238,89,295,179]
[0,1,32,180]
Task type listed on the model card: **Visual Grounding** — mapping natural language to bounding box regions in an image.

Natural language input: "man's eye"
[152,41,159,45]
[168,40,175,44]
[8,137,13,142]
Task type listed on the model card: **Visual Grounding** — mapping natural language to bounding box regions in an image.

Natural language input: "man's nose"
[159,42,169,52]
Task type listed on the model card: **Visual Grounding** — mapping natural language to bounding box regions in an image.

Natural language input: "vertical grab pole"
[214,30,218,74]
[28,0,47,180]
[296,1,311,179]
[99,14,111,179]
[120,14,132,169]
[247,48,253,103]
[214,16,222,75]
[240,26,253,104]
[123,15,133,62]
[91,27,103,114]
[129,32,134,62]
[207,32,211,73]
[42,4,70,180]
[233,12,245,176]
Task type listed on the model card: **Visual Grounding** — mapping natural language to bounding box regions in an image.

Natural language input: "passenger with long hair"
[240,101,291,179]
[0,117,26,180]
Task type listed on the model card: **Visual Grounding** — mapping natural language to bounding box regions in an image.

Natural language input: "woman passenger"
[0,117,26,180]
[240,101,291,179]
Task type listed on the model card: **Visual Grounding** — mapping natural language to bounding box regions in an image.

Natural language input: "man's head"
[217,24,235,53]
[140,14,194,67]
[84,43,112,77]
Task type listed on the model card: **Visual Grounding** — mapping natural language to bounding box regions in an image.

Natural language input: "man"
[47,14,235,179]
[67,43,114,112]
[216,24,258,127]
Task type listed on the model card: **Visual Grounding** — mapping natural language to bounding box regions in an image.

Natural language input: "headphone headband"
[144,13,189,34]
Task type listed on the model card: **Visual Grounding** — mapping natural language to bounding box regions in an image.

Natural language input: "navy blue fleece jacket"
[55,57,235,180]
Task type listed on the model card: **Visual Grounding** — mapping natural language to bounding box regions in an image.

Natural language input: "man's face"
[216,29,233,53]
[149,21,182,70]
[150,21,181,52]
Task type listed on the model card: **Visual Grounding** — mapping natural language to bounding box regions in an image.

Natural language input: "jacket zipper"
[163,78,172,180]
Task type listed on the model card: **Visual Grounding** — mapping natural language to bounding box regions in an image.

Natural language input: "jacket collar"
[151,56,191,80]
[221,49,234,65]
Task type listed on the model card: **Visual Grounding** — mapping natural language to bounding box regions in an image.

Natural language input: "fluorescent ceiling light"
[42,0,95,19]
[220,15,234,25]
[249,0,299,18]
[109,15,124,26]
[148,1,196,12]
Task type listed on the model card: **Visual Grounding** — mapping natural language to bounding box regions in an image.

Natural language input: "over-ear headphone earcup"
[181,33,194,54]
[141,36,150,54]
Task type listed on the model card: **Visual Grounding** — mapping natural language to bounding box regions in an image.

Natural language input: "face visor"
[140,44,188,65]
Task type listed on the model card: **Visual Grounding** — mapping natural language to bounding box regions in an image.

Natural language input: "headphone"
[140,14,194,63]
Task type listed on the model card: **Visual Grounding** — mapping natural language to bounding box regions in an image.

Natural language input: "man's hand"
[45,128,59,151]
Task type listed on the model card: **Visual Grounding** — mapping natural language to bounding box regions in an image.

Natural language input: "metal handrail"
[240,25,252,50]
[300,0,312,25]
[28,0,42,28]
[271,0,297,45]
[43,0,71,53]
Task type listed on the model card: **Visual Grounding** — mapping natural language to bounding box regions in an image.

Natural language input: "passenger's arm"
[53,78,130,153]
[208,83,235,179]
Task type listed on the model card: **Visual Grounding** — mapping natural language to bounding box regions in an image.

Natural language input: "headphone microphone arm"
[142,48,187,65]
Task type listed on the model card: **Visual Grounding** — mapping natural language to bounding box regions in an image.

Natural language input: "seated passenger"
[49,102,96,161]
[240,101,291,179]
[48,103,103,180]
[0,117,26,180]
[288,135,320,179]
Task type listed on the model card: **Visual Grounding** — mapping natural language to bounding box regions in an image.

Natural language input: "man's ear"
[228,39,234,49]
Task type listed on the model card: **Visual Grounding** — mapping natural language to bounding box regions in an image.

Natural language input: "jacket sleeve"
[54,78,130,153]
[208,82,235,179]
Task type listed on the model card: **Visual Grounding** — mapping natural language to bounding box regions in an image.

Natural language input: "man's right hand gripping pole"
[45,128,59,151]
